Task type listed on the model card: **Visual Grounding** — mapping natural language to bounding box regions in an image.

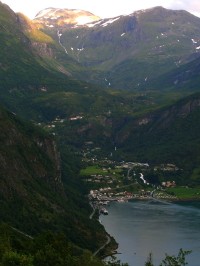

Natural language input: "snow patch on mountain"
[101,17,120,27]
[50,16,60,20]
[76,16,97,25]
[86,17,121,28]
[34,8,100,28]
[73,9,84,13]
[86,20,102,28]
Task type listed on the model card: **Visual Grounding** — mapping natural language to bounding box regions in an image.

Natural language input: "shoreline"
[95,197,200,260]
[129,196,200,203]
[100,200,200,266]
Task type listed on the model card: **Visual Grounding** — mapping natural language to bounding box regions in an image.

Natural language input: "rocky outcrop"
[0,107,63,196]
[135,94,200,130]
[31,42,54,57]
[36,138,62,185]
[114,93,200,145]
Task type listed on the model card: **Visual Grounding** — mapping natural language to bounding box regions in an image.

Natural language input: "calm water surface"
[100,200,200,266]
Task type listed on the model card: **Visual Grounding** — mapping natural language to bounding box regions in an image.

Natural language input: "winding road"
[92,235,111,257]
[89,202,112,257]
[89,202,96,219]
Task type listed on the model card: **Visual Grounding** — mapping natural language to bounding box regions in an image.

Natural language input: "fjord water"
[101,200,200,266]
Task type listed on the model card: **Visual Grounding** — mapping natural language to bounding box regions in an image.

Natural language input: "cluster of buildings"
[161,181,176,188]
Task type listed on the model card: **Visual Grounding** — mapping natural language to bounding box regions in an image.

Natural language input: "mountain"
[112,93,200,184]
[46,87,200,186]
[0,2,200,261]
[144,54,200,92]
[0,105,109,251]
[1,3,199,99]
[0,2,200,182]
[34,8,100,28]
[0,3,115,252]
[0,2,61,86]
[0,2,100,119]
[0,1,94,89]
[34,6,200,90]
[0,106,62,229]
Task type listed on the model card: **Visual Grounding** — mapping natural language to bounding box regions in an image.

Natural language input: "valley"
[0,1,200,265]
[80,146,200,203]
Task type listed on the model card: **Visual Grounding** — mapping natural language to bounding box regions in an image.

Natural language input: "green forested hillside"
[113,93,200,185]
[143,55,200,92]
[0,223,109,266]
[0,1,200,188]
[0,105,110,253]
[0,2,200,264]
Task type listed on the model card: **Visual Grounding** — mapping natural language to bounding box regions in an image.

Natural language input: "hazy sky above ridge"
[2,0,200,19]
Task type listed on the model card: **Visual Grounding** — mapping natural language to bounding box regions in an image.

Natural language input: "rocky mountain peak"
[34,7,100,28]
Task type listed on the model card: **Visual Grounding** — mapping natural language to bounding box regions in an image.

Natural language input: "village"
[80,144,179,214]
[39,118,182,207]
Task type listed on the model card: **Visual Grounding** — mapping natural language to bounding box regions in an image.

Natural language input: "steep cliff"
[0,106,108,251]
[0,106,64,228]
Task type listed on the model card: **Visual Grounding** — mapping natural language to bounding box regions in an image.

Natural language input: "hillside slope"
[144,54,200,92]
[34,6,200,90]
[0,107,62,229]
[0,106,108,251]
[0,2,89,110]
[113,93,200,184]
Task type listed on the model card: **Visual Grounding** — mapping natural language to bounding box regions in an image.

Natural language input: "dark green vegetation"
[52,92,200,187]
[0,106,110,252]
[113,93,200,185]
[0,223,108,266]
[0,3,119,253]
[0,223,191,266]
[145,249,191,266]
[0,2,200,264]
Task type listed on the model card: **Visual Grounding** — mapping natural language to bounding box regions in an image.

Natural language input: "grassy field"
[80,165,123,177]
[166,187,200,200]
[80,165,108,176]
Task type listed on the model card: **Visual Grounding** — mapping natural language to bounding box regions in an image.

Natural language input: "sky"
[2,0,200,19]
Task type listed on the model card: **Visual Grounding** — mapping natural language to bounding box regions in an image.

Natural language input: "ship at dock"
[100,208,108,215]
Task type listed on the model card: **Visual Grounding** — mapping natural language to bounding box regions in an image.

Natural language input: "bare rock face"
[0,108,63,195]
[34,8,100,28]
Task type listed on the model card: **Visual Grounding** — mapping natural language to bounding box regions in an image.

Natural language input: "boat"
[100,208,108,215]
[117,198,127,203]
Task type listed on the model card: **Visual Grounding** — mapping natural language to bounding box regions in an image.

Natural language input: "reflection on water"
[101,200,200,266]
